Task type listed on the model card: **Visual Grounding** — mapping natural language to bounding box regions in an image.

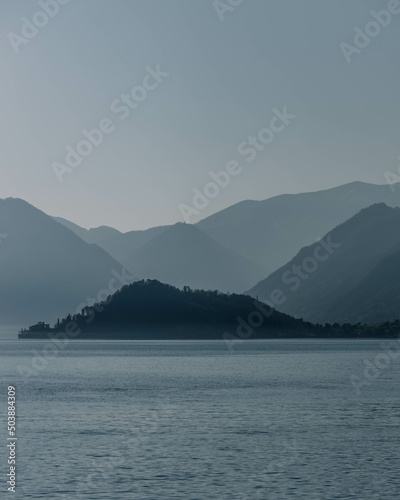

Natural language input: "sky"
[0,0,399,231]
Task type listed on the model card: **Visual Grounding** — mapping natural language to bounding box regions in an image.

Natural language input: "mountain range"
[2,180,400,326]
[53,217,169,263]
[0,198,123,324]
[122,222,266,293]
[197,181,400,275]
[36,279,400,340]
[57,180,400,280]
[247,203,400,324]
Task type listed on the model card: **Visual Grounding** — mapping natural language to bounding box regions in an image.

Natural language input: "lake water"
[1,338,400,499]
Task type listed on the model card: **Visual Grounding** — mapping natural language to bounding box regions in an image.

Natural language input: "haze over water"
[1,339,399,499]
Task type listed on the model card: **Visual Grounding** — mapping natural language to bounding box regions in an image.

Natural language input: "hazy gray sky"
[0,0,399,230]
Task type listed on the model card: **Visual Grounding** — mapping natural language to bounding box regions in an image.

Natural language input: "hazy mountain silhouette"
[327,236,400,324]
[54,216,169,263]
[197,181,400,275]
[56,182,400,288]
[247,203,400,323]
[0,198,124,325]
[20,277,400,340]
[123,223,267,293]
[54,217,121,244]
[52,279,321,339]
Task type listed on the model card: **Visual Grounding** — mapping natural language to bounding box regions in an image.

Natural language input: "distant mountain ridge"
[122,223,266,293]
[197,181,400,275]
[54,216,169,263]
[247,203,400,323]
[4,182,400,326]
[55,217,266,293]
[0,198,125,325]
[56,182,400,285]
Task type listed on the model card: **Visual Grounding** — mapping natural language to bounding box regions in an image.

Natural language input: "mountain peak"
[0,199,122,324]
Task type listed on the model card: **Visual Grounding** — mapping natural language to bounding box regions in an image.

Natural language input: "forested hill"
[52,280,400,340]
[54,280,318,339]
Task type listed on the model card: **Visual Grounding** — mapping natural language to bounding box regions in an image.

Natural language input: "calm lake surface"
[1,338,399,499]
